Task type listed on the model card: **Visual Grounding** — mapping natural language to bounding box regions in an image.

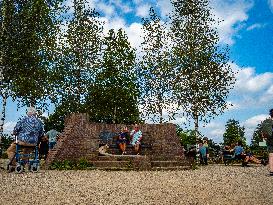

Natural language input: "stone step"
[151,160,188,167]
[151,166,191,171]
[93,161,133,168]
[97,155,145,161]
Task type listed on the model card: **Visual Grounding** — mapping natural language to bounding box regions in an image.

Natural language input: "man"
[45,129,60,150]
[261,108,273,176]
[7,107,44,167]
[130,124,142,155]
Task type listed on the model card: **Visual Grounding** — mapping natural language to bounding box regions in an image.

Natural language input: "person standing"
[7,107,44,166]
[45,129,60,150]
[130,124,142,155]
[261,108,273,176]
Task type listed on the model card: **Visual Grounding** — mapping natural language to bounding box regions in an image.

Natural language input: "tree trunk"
[0,90,7,143]
[193,110,199,143]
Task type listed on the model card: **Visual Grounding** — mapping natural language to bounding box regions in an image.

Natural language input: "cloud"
[110,0,132,13]
[259,85,273,103]
[230,62,273,93]
[211,0,253,45]
[97,2,115,17]
[269,0,273,12]
[246,23,266,31]
[243,114,268,144]
[156,0,173,17]
[3,121,16,133]
[136,4,151,17]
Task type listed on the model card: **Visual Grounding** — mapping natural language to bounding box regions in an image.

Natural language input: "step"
[151,161,187,167]
[97,155,146,161]
[151,166,191,171]
[93,161,133,168]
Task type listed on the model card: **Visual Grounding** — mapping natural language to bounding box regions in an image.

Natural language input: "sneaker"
[270,172,273,176]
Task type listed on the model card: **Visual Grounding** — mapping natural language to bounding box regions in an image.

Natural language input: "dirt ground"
[0,160,273,205]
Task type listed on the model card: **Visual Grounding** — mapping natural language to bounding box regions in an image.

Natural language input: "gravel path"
[0,163,273,205]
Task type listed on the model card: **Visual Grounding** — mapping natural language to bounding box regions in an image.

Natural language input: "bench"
[222,151,246,166]
[98,131,152,155]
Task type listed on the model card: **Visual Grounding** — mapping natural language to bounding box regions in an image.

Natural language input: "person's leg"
[49,142,56,150]
[134,144,140,154]
[119,143,123,152]
[123,143,126,154]
[6,143,16,166]
[204,156,208,165]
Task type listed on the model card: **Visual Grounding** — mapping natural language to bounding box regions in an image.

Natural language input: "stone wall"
[45,113,186,167]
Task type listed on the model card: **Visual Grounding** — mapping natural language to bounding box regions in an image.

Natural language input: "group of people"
[116,124,143,155]
[6,107,60,166]
[223,141,265,166]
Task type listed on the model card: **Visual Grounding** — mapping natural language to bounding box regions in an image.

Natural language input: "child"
[117,127,129,155]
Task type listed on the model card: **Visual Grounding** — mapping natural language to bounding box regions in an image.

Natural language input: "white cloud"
[136,4,151,17]
[246,23,266,31]
[3,121,16,133]
[260,85,273,103]
[125,22,143,49]
[230,62,273,93]
[244,114,268,127]
[243,114,268,144]
[211,0,253,45]
[97,2,115,17]
[110,0,132,13]
[157,0,173,17]
[268,0,273,12]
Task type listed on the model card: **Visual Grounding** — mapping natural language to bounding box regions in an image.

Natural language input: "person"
[130,124,142,155]
[45,129,60,150]
[117,127,129,155]
[39,135,49,160]
[6,107,44,167]
[232,141,250,166]
[199,141,208,165]
[261,108,273,176]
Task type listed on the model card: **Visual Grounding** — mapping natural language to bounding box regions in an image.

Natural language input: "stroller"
[7,136,40,173]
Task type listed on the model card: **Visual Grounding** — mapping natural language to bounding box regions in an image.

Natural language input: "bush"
[50,159,93,170]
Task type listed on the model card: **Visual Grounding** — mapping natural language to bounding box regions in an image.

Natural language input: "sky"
[1,0,273,145]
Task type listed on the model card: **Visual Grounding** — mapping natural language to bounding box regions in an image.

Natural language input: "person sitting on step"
[130,124,142,155]
[117,127,129,155]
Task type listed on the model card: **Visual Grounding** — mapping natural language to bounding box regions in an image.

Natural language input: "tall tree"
[170,0,236,139]
[139,8,174,123]
[86,29,140,124]
[250,123,263,149]
[0,0,16,137]
[56,0,103,108]
[6,0,64,107]
[223,119,246,146]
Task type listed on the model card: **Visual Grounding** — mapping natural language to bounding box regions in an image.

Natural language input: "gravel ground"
[0,161,273,205]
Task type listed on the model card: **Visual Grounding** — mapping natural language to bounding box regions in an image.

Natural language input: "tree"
[86,29,140,124]
[250,123,263,149]
[177,128,198,147]
[0,0,16,138]
[223,119,246,146]
[139,8,174,123]
[5,0,64,107]
[56,0,103,108]
[170,0,236,139]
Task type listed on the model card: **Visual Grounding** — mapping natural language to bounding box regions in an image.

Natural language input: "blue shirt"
[14,115,44,145]
[234,146,244,156]
[46,129,60,143]
[199,146,208,157]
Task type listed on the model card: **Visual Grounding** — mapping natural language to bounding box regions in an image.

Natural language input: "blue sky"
[1,0,273,144]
